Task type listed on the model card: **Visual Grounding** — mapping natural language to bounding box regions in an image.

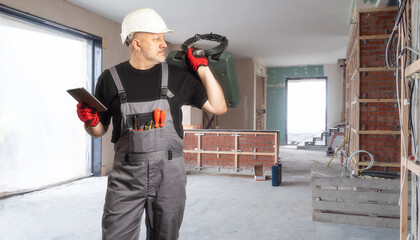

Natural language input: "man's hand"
[187,48,208,71]
[77,103,99,127]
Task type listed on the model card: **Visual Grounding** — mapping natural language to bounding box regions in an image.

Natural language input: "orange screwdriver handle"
[160,110,166,127]
[154,108,160,128]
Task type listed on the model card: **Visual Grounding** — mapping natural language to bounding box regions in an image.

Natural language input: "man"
[76,8,226,240]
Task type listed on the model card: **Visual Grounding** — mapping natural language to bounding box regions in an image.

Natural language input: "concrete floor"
[0,146,399,240]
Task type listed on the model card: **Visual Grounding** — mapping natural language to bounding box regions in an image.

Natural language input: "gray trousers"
[102,152,186,240]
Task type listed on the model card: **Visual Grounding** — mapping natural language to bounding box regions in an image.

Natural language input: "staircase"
[297,123,346,151]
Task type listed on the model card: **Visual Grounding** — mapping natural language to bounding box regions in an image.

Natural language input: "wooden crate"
[312,174,409,229]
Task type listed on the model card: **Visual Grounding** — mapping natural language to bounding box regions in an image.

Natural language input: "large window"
[0,6,102,195]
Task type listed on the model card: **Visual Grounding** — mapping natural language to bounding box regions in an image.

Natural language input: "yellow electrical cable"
[327,131,349,167]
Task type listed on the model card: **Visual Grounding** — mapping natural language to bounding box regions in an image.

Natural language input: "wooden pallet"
[312,163,410,229]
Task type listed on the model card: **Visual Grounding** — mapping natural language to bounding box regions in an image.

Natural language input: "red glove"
[77,103,99,127]
[187,48,208,71]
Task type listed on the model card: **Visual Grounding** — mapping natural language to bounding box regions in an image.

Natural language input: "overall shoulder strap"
[109,66,127,103]
[160,62,174,98]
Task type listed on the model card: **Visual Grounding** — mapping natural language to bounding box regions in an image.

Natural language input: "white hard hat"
[121,8,173,45]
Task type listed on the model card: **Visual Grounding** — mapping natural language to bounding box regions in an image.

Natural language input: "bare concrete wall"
[218,58,255,129]
[0,0,129,174]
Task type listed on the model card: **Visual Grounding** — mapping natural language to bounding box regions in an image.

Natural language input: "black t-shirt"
[95,61,208,143]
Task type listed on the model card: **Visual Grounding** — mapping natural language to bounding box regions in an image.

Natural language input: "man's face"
[134,32,167,64]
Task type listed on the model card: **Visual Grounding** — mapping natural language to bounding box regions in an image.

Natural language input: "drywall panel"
[0,0,128,174]
[266,66,324,144]
[218,58,254,129]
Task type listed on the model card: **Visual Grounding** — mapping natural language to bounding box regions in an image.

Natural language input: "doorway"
[286,78,327,145]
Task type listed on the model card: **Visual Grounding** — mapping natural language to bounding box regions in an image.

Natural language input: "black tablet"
[67,87,107,112]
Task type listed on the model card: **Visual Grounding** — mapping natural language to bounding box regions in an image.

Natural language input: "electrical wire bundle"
[384,0,420,211]
[341,150,375,177]
[386,0,408,68]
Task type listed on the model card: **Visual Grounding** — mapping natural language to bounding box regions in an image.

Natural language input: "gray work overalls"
[102,62,186,240]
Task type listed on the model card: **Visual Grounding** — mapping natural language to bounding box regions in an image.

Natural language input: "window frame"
[285,76,328,145]
[0,4,103,176]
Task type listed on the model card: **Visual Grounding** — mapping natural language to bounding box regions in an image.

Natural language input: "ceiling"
[66,0,354,67]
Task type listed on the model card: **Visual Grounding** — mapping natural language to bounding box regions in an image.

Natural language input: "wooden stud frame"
[184,130,279,172]
[400,1,411,239]
[346,7,402,175]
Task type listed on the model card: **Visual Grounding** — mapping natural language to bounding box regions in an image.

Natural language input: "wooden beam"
[183,150,275,156]
[312,176,400,189]
[184,130,278,136]
[357,15,360,71]
[234,133,238,171]
[312,188,400,202]
[358,162,400,168]
[313,200,400,216]
[313,212,399,229]
[400,2,410,238]
[405,59,420,78]
[346,10,359,57]
[359,34,391,40]
[358,99,398,103]
[358,130,400,135]
[348,38,359,66]
[402,157,420,176]
[355,14,360,171]
[197,133,201,168]
[350,69,358,81]
[359,67,397,72]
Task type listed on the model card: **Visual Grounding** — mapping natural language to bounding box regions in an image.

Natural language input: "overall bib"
[102,62,186,240]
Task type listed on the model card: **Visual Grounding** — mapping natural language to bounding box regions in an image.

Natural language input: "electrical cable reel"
[166,33,241,108]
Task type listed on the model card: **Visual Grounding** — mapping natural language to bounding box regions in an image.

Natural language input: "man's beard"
[142,48,165,64]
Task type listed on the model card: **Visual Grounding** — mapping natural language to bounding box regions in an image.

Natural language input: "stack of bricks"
[346,7,401,173]
[183,130,278,172]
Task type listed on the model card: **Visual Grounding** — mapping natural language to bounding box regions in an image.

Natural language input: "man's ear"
[132,38,142,51]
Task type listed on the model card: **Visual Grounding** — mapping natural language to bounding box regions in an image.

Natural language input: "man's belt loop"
[168,150,173,160]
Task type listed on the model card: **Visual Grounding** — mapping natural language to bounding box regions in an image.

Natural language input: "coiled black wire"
[181,33,228,56]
